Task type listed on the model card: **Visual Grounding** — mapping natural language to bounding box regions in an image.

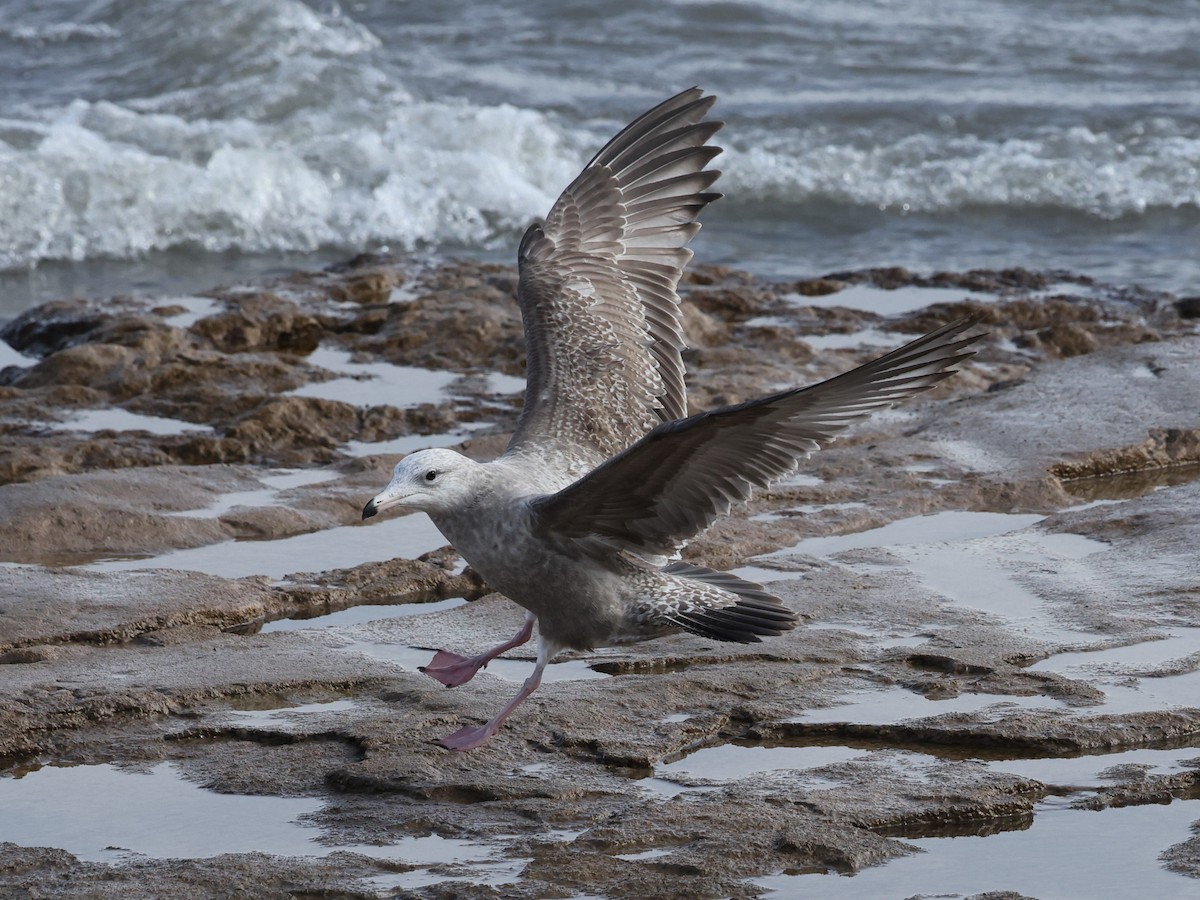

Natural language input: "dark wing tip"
[670,598,799,644]
[662,562,800,644]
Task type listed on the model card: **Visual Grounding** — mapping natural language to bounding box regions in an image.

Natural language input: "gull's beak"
[362,482,409,520]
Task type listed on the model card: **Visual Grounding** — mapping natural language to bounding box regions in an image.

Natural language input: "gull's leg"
[420,612,535,688]
[440,634,555,751]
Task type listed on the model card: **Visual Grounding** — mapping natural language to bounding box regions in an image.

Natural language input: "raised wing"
[531,318,982,561]
[503,88,723,474]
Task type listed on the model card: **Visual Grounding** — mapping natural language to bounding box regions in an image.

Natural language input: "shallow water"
[0,340,38,367]
[222,697,361,724]
[745,509,1108,645]
[756,797,1200,899]
[1030,626,1200,716]
[752,510,1045,562]
[657,741,1200,792]
[659,744,876,783]
[166,468,339,519]
[650,738,1200,897]
[0,761,507,869]
[790,684,1065,728]
[784,283,993,316]
[742,507,1200,722]
[792,328,914,351]
[752,501,868,522]
[47,407,212,436]
[261,596,469,634]
[984,747,1200,788]
[903,528,1107,640]
[83,510,447,580]
[343,426,485,458]
[1062,465,1200,503]
[290,346,463,408]
[1030,628,1200,676]
[159,296,223,328]
[9,495,1199,893]
[731,509,1046,581]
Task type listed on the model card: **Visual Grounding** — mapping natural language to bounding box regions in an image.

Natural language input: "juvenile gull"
[362,88,981,750]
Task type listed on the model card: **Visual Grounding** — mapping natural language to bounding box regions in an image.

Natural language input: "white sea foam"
[721,128,1200,218]
[0,23,119,44]
[0,96,579,268]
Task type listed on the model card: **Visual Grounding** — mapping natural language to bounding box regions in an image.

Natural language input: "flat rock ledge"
[1,257,1199,898]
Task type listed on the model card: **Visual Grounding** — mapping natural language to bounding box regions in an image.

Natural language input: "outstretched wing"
[503,88,723,474]
[531,318,982,561]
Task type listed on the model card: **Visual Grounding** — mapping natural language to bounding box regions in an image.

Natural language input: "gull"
[362,88,980,750]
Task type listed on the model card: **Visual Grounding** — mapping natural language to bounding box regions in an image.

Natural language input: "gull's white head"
[362,448,484,519]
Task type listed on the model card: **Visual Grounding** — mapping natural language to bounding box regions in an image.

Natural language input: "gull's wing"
[531,319,982,561]
[503,88,723,473]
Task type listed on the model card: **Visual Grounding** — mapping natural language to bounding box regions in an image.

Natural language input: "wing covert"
[504,88,724,474]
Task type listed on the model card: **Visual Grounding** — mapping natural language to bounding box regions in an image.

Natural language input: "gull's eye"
[424,470,439,482]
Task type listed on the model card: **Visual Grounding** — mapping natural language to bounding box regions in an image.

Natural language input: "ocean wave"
[3,99,1197,271]
[0,0,1197,270]
[722,127,1200,218]
[0,96,582,269]
[0,23,120,44]
[0,0,586,269]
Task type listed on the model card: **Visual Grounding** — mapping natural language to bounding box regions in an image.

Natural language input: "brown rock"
[791,277,846,296]
[17,343,139,391]
[685,285,766,320]
[325,269,399,305]
[1049,428,1200,480]
[0,645,61,664]
[225,395,360,458]
[192,293,323,354]
[1034,322,1101,358]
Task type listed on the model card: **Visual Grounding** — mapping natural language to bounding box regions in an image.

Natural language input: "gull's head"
[362,448,483,519]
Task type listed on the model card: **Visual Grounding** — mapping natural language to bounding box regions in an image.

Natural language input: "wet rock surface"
[1,256,1199,898]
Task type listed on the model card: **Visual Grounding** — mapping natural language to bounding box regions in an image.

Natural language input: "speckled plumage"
[362,88,982,750]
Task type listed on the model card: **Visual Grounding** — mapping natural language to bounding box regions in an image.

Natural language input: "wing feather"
[504,88,723,473]
[531,319,983,560]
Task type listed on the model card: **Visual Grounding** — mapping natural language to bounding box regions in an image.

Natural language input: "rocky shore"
[2,256,1199,898]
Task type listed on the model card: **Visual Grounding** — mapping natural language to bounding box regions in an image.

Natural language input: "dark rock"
[0,299,117,356]
[1175,297,1200,319]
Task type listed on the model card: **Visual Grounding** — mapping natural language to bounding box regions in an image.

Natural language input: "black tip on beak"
[362,499,378,520]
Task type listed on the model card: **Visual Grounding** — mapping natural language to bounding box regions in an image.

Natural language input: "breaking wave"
[0,0,1197,270]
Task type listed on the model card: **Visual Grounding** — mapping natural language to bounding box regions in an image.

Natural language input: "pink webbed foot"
[438,631,554,751]
[439,722,497,751]
[420,649,489,688]
[419,613,536,688]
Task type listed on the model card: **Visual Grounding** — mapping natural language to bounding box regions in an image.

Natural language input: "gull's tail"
[656,561,799,643]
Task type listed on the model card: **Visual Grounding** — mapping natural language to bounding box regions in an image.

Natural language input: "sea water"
[1,0,1198,317]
